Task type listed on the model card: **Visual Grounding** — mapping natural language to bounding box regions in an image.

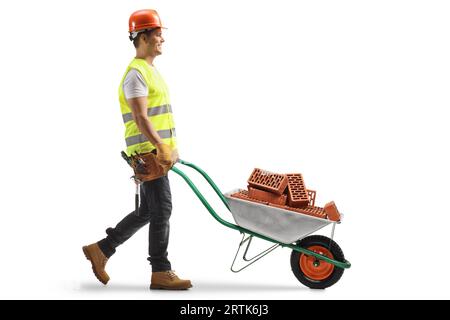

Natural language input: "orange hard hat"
[129,9,165,33]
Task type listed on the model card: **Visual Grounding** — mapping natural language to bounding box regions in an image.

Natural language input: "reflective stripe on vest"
[125,128,177,147]
[122,104,172,123]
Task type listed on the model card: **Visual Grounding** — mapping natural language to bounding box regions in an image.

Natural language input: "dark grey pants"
[98,175,172,272]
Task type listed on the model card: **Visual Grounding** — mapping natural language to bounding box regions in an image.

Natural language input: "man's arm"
[128,96,163,146]
[128,97,173,164]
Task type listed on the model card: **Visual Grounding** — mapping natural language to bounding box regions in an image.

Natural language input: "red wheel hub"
[299,245,334,281]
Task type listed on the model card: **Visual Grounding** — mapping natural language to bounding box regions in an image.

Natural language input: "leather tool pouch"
[131,151,171,182]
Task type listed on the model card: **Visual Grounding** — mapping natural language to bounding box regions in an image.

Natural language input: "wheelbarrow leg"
[328,223,336,249]
[230,233,280,273]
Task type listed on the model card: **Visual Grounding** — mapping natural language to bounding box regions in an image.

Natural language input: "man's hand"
[156,143,173,166]
[171,149,179,163]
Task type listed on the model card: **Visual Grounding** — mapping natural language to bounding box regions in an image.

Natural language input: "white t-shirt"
[123,69,148,99]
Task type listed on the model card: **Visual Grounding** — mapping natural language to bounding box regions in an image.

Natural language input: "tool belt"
[122,149,178,182]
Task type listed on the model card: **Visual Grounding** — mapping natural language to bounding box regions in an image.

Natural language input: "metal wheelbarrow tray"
[225,189,332,244]
[170,160,352,289]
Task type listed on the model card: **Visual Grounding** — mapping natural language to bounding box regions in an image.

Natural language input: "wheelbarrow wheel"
[290,235,345,289]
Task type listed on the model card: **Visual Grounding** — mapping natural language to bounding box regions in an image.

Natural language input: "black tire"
[290,235,345,289]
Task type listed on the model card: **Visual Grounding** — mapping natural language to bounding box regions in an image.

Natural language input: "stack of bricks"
[231,168,341,221]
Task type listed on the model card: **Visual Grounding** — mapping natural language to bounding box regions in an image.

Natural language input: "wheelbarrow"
[171,159,352,289]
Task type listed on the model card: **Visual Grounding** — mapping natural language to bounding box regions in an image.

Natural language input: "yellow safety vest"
[119,58,177,156]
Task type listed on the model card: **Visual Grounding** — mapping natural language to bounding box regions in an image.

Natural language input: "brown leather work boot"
[82,243,110,285]
[150,270,192,290]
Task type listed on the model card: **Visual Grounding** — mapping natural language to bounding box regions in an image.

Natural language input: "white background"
[0,0,449,300]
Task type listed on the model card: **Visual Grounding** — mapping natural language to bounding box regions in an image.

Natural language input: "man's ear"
[141,33,149,44]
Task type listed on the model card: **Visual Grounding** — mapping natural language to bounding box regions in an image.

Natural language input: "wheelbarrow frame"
[171,159,352,272]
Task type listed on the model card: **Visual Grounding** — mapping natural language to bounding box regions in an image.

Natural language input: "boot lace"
[167,270,178,279]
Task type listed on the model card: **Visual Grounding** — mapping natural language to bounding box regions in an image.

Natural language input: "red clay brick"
[247,168,288,195]
[269,203,327,219]
[231,190,330,220]
[307,189,316,207]
[248,186,287,205]
[324,201,341,222]
[230,190,268,205]
[293,206,327,219]
[286,174,309,208]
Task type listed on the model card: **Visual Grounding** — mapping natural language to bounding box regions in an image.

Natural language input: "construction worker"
[82,9,192,290]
